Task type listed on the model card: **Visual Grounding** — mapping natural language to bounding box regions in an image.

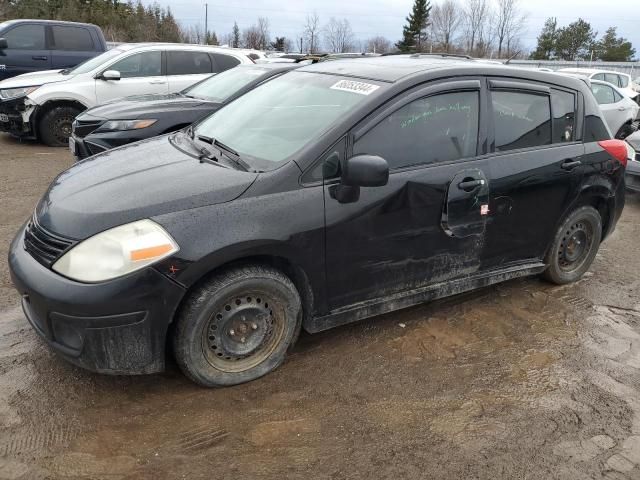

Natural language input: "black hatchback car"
[71,63,300,160]
[9,55,628,387]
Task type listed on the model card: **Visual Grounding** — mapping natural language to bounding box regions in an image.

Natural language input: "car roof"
[298,55,476,82]
[109,43,253,56]
[560,67,630,77]
[0,19,98,27]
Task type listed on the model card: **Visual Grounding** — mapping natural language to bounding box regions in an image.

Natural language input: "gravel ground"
[1,133,640,479]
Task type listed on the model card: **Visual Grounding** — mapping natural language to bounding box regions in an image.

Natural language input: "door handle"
[149,80,166,84]
[561,159,582,170]
[457,179,484,191]
[618,106,627,111]
[32,56,48,61]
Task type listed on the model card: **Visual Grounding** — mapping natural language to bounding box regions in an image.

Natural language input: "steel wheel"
[557,220,594,274]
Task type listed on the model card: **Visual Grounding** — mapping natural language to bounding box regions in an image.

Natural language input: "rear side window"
[4,24,45,49]
[591,84,616,104]
[605,73,620,87]
[51,26,94,51]
[212,53,241,73]
[354,91,480,169]
[551,89,576,143]
[491,91,551,151]
[110,51,162,78]
[167,51,213,75]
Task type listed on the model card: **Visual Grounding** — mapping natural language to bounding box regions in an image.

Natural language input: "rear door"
[166,50,216,92]
[481,79,584,268]
[95,50,167,104]
[323,80,491,310]
[49,25,97,69]
[0,23,50,79]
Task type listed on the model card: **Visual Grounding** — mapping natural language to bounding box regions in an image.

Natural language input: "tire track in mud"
[0,423,80,458]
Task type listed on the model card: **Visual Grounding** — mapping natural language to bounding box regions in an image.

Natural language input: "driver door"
[323,80,492,310]
[95,50,168,104]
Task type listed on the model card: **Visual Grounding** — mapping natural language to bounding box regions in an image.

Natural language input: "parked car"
[9,56,628,387]
[589,79,639,138]
[71,63,300,160]
[0,19,107,81]
[0,43,255,146]
[558,68,639,100]
[624,131,640,191]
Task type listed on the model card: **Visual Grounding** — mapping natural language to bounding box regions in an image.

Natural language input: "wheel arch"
[33,99,88,139]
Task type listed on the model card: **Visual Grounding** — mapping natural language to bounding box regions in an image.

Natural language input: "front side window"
[66,48,124,74]
[167,51,212,75]
[591,84,615,104]
[110,51,162,78]
[52,26,94,51]
[592,73,605,81]
[605,73,620,87]
[194,72,380,168]
[492,90,551,151]
[353,91,479,169]
[551,89,576,143]
[4,24,45,49]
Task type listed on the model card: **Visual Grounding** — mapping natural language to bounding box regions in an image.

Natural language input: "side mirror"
[101,70,121,81]
[0,38,7,49]
[341,154,389,187]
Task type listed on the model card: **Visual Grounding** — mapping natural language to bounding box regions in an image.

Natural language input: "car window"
[551,89,576,143]
[194,72,381,168]
[605,73,620,87]
[109,51,162,78]
[167,51,212,75]
[185,67,268,102]
[66,48,124,74]
[491,90,551,151]
[592,73,605,81]
[591,84,616,104]
[353,91,479,169]
[303,137,347,183]
[51,26,94,51]
[4,24,45,49]
[613,89,623,102]
[619,75,630,88]
[211,53,241,72]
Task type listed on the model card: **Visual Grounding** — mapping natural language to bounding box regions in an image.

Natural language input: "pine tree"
[531,17,557,60]
[232,21,241,48]
[396,0,432,52]
[595,27,636,61]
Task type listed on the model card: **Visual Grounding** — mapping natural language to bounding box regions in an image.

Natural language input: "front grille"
[72,119,104,138]
[23,217,75,268]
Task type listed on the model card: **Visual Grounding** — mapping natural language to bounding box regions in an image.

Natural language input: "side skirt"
[306,261,547,333]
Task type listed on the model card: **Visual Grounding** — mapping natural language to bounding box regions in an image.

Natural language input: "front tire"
[173,265,302,387]
[39,105,81,147]
[543,206,602,285]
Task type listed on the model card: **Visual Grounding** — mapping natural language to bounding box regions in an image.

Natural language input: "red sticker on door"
[480,204,490,215]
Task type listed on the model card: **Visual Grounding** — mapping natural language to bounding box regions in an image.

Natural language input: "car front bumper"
[9,225,186,374]
[0,96,36,137]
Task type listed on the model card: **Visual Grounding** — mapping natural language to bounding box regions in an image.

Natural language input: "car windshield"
[194,71,383,167]
[185,67,270,103]
[65,48,125,75]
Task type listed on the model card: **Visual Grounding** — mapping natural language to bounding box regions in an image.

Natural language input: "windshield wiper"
[60,68,70,75]
[213,138,253,172]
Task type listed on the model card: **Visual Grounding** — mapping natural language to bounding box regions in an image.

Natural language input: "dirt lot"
[1,133,640,479]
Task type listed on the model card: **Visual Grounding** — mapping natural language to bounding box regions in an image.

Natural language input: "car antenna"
[505,50,522,65]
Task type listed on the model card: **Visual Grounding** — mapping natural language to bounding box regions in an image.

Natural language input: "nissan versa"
[9,56,628,387]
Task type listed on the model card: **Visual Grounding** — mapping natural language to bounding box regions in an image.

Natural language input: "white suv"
[0,43,255,146]
[558,68,638,101]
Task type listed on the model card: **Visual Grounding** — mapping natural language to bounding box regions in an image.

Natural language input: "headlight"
[0,86,40,100]
[98,119,157,132]
[52,219,179,282]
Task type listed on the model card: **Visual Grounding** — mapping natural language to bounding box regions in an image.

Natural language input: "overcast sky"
[142,0,639,54]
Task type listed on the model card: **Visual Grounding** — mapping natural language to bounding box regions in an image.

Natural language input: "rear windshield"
[185,67,270,103]
[194,71,384,167]
[66,48,125,74]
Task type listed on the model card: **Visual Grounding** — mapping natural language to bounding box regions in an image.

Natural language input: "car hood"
[36,134,258,239]
[0,69,72,88]
[82,94,219,121]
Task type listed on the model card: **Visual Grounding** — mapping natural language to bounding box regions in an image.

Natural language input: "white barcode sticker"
[330,80,380,95]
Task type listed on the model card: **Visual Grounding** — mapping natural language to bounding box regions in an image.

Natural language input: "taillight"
[598,139,629,167]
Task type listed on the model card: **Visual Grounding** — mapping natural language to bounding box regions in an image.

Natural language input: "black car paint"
[9,59,625,374]
[71,64,300,159]
[0,20,107,80]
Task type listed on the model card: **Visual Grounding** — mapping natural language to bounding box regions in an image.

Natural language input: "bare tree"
[242,25,262,49]
[463,0,490,55]
[181,24,206,44]
[303,12,321,53]
[494,0,527,58]
[366,36,392,54]
[257,17,270,50]
[431,0,462,53]
[324,17,355,53]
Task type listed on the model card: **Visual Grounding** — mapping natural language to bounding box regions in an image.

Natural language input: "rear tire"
[39,105,81,147]
[173,265,302,387]
[543,206,602,285]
